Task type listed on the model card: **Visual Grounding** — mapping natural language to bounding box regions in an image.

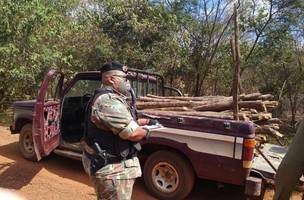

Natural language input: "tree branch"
[244,0,274,63]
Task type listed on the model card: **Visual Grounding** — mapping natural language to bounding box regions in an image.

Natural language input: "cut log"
[193,101,232,112]
[136,101,194,110]
[240,92,262,101]
[137,96,180,102]
[146,94,232,102]
[247,113,272,121]
[250,109,258,114]
[145,106,193,111]
[264,101,278,106]
[255,126,283,137]
[254,123,280,130]
[255,118,283,126]
[138,101,269,112]
[239,108,258,114]
[264,101,279,111]
[238,101,267,112]
[193,100,267,112]
[264,124,280,130]
[142,110,249,121]
[137,93,279,125]
[260,94,274,100]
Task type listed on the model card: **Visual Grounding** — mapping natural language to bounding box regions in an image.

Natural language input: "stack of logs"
[136,92,283,138]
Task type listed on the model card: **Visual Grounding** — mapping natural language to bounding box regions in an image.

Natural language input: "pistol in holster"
[89,142,108,175]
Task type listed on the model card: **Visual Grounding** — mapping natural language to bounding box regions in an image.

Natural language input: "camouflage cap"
[100,61,128,75]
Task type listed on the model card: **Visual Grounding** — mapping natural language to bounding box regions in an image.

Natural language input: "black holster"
[89,153,107,175]
[86,150,138,175]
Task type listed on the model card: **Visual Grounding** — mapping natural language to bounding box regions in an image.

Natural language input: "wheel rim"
[151,162,179,193]
[23,130,34,153]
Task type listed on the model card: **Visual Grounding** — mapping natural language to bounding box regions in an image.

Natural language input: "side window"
[45,75,61,101]
[66,80,101,97]
[130,79,143,97]
[129,77,158,97]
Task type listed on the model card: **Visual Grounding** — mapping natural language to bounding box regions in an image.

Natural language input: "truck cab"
[10,68,182,157]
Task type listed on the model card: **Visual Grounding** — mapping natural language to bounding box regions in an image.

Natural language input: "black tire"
[19,123,37,161]
[143,150,195,200]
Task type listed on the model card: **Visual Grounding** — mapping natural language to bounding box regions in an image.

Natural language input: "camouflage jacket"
[89,86,142,180]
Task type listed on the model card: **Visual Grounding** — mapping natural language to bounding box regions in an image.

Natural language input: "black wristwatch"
[142,127,151,140]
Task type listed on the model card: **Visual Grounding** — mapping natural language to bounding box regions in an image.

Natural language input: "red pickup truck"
[10,69,281,199]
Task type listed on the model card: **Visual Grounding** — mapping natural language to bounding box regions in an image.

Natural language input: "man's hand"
[137,118,149,126]
[141,123,163,139]
[137,118,160,126]
[127,123,163,142]
[148,119,159,126]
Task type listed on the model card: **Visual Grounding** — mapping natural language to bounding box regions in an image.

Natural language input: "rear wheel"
[143,150,195,200]
[19,123,37,161]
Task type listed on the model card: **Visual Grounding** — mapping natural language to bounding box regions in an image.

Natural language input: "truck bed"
[141,114,256,186]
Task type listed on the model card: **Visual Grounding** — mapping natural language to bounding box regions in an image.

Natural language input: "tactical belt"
[84,149,136,165]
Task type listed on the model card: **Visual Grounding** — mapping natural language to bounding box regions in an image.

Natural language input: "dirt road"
[0,125,302,200]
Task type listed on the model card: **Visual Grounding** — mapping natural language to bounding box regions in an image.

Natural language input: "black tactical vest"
[84,87,139,158]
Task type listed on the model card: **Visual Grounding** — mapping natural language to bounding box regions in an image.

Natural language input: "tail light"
[242,138,256,168]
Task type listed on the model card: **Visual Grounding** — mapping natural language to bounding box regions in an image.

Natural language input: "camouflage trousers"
[91,177,135,200]
[82,153,141,200]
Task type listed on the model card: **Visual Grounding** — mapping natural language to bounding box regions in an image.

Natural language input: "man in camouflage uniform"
[274,119,304,200]
[82,61,157,200]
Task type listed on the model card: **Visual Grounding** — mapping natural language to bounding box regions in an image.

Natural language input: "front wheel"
[19,123,37,161]
[143,150,195,200]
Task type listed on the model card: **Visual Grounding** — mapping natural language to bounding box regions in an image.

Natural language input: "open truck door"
[33,69,64,161]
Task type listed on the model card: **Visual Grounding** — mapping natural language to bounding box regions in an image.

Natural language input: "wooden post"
[232,4,241,121]
[230,37,236,64]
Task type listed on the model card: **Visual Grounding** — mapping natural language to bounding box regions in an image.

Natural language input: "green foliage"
[0,0,304,124]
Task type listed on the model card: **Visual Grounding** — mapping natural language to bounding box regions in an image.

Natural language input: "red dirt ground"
[0,126,302,200]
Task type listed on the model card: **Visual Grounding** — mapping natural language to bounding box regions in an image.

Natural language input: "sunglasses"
[112,74,128,81]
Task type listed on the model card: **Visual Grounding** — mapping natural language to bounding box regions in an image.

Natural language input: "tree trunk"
[194,72,201,96]
[290,94,298,128]
[232,4,241,121]
[213,64,219,95]
[169,72,174,96]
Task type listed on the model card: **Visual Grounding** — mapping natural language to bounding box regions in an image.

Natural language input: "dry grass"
[0,109,13,127]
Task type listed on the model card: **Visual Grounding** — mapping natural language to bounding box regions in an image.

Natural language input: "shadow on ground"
[0,142,91,190]
[0,140,249,200]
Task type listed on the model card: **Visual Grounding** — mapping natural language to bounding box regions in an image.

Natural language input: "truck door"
[33,69,63,161]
